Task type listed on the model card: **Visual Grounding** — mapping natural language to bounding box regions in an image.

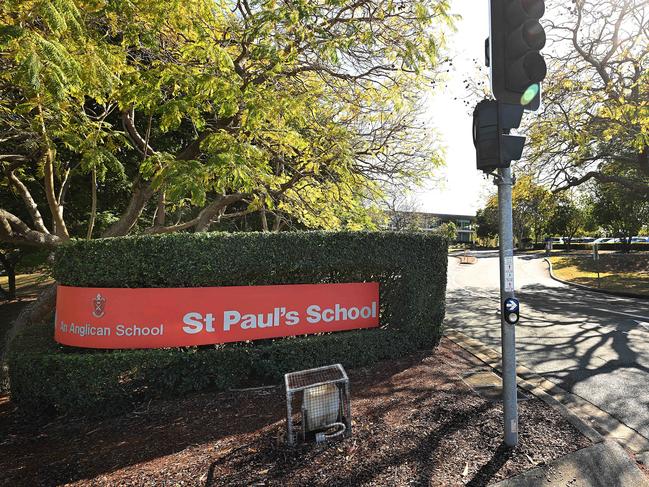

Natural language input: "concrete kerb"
[445,329,603,446]
[492,440,649,487]
[544,257,649,301]
[446,328,649,455]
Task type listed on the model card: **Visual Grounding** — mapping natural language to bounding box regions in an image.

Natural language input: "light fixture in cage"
[284,364,351,446]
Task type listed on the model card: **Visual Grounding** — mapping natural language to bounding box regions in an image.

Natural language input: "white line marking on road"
[590,307,649,321]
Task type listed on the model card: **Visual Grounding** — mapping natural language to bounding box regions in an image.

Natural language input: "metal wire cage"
[284,364,351,446]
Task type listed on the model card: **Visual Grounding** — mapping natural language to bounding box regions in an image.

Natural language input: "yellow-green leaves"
[1,0,455,235]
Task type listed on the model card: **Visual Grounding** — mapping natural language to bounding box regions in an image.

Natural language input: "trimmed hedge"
[9,231,448,416]
[531,242,649,252]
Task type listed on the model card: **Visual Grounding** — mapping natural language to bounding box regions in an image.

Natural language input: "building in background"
[386,211,476,243]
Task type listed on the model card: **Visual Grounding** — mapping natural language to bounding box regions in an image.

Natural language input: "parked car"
[545,237,564,245]
[632,236,649,243]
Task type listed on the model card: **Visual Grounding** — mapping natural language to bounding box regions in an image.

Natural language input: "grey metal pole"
[497,165,518,447]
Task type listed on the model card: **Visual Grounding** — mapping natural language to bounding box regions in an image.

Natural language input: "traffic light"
[489,0,547,110]
[473,100,525,172]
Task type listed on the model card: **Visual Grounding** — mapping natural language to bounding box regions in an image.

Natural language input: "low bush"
[531,242,649,252]
[9,231,448,416]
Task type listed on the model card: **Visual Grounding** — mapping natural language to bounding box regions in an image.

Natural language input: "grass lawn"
[549,254,649,296]
[0,273,53,299]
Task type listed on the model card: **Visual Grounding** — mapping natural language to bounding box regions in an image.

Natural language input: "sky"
[415,0,493,216]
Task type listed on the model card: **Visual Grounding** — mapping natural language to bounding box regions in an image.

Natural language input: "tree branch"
[554,170,649,196]
[37,102,69,239]
[146,193,248,234]
[5,169,50,235]
[0,209,62,247]
[101,179,156,237]
[121,109,157,156]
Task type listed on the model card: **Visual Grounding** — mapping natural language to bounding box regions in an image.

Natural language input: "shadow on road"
[446,279,649,439]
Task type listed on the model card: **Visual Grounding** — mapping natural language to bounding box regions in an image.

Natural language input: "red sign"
[55,282,379,349]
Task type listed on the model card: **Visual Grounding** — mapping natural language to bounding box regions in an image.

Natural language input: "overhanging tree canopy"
[525,0,648,195]
[0,0,455,247]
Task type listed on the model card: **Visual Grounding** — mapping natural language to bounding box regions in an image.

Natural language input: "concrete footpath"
[493,441,649,487]
[446,253,649,450]
[447,329,649,485]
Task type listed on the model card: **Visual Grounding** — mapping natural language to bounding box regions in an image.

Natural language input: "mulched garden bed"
[0,339,591,486]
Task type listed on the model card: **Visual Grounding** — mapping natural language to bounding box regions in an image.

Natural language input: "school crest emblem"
[92,293,106,318]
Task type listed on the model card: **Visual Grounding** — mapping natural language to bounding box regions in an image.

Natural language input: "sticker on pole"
[504,256,514,291]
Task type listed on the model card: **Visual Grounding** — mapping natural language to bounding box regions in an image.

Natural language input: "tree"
[382,190,423,231]
[589,167,649,252]
[475,199,499,243]
[512,175,554,246]
[525,0,649,196]
[0,0,455,332]
[546,194,586,250]
[1,0,455,244]
[477,175,554,247]
[0,248,19,300]
[435,221,457,242]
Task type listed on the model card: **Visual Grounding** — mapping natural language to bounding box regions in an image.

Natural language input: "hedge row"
[9,231,448,416]
[531,242,649,252]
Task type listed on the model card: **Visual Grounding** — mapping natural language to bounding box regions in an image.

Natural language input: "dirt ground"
[0,339,592,486]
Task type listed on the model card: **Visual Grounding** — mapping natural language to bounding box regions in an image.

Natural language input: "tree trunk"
[260,207,269,232]
[622,236,631,253]
[195,194,246,232]
[272,214,284,232]
[0,252,16,300]
[7,271,16,300]
[102,180,155,237]
[154,191,166,226]
[1,284,57,364]
[86,168,97,240]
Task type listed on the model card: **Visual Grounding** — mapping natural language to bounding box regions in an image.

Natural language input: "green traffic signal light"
[489,0,547,110]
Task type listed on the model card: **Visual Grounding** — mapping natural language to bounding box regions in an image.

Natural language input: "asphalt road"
[445,251,649,442]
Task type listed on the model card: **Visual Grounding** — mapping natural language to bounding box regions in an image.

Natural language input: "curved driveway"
[445,251,649,443]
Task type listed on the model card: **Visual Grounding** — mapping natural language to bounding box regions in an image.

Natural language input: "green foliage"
[547,194,586,246]
[10,231,448,416]
[511,175,554,245]
[434,221,457,242]
[1,0,455,242]
[590,169,649,248]
[475,206,499,241]
[526,1,648,196]
[478,175,555,246]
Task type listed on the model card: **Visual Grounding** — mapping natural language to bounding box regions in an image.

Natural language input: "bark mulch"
[0,339,591,486]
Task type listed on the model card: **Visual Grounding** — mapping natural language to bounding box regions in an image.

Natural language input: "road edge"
[445,329,649,456]
[444,329,603,445]
[544,258,649,301]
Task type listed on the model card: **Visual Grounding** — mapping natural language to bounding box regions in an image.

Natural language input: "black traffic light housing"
[473,100,525,172]
[489,0,547,111]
